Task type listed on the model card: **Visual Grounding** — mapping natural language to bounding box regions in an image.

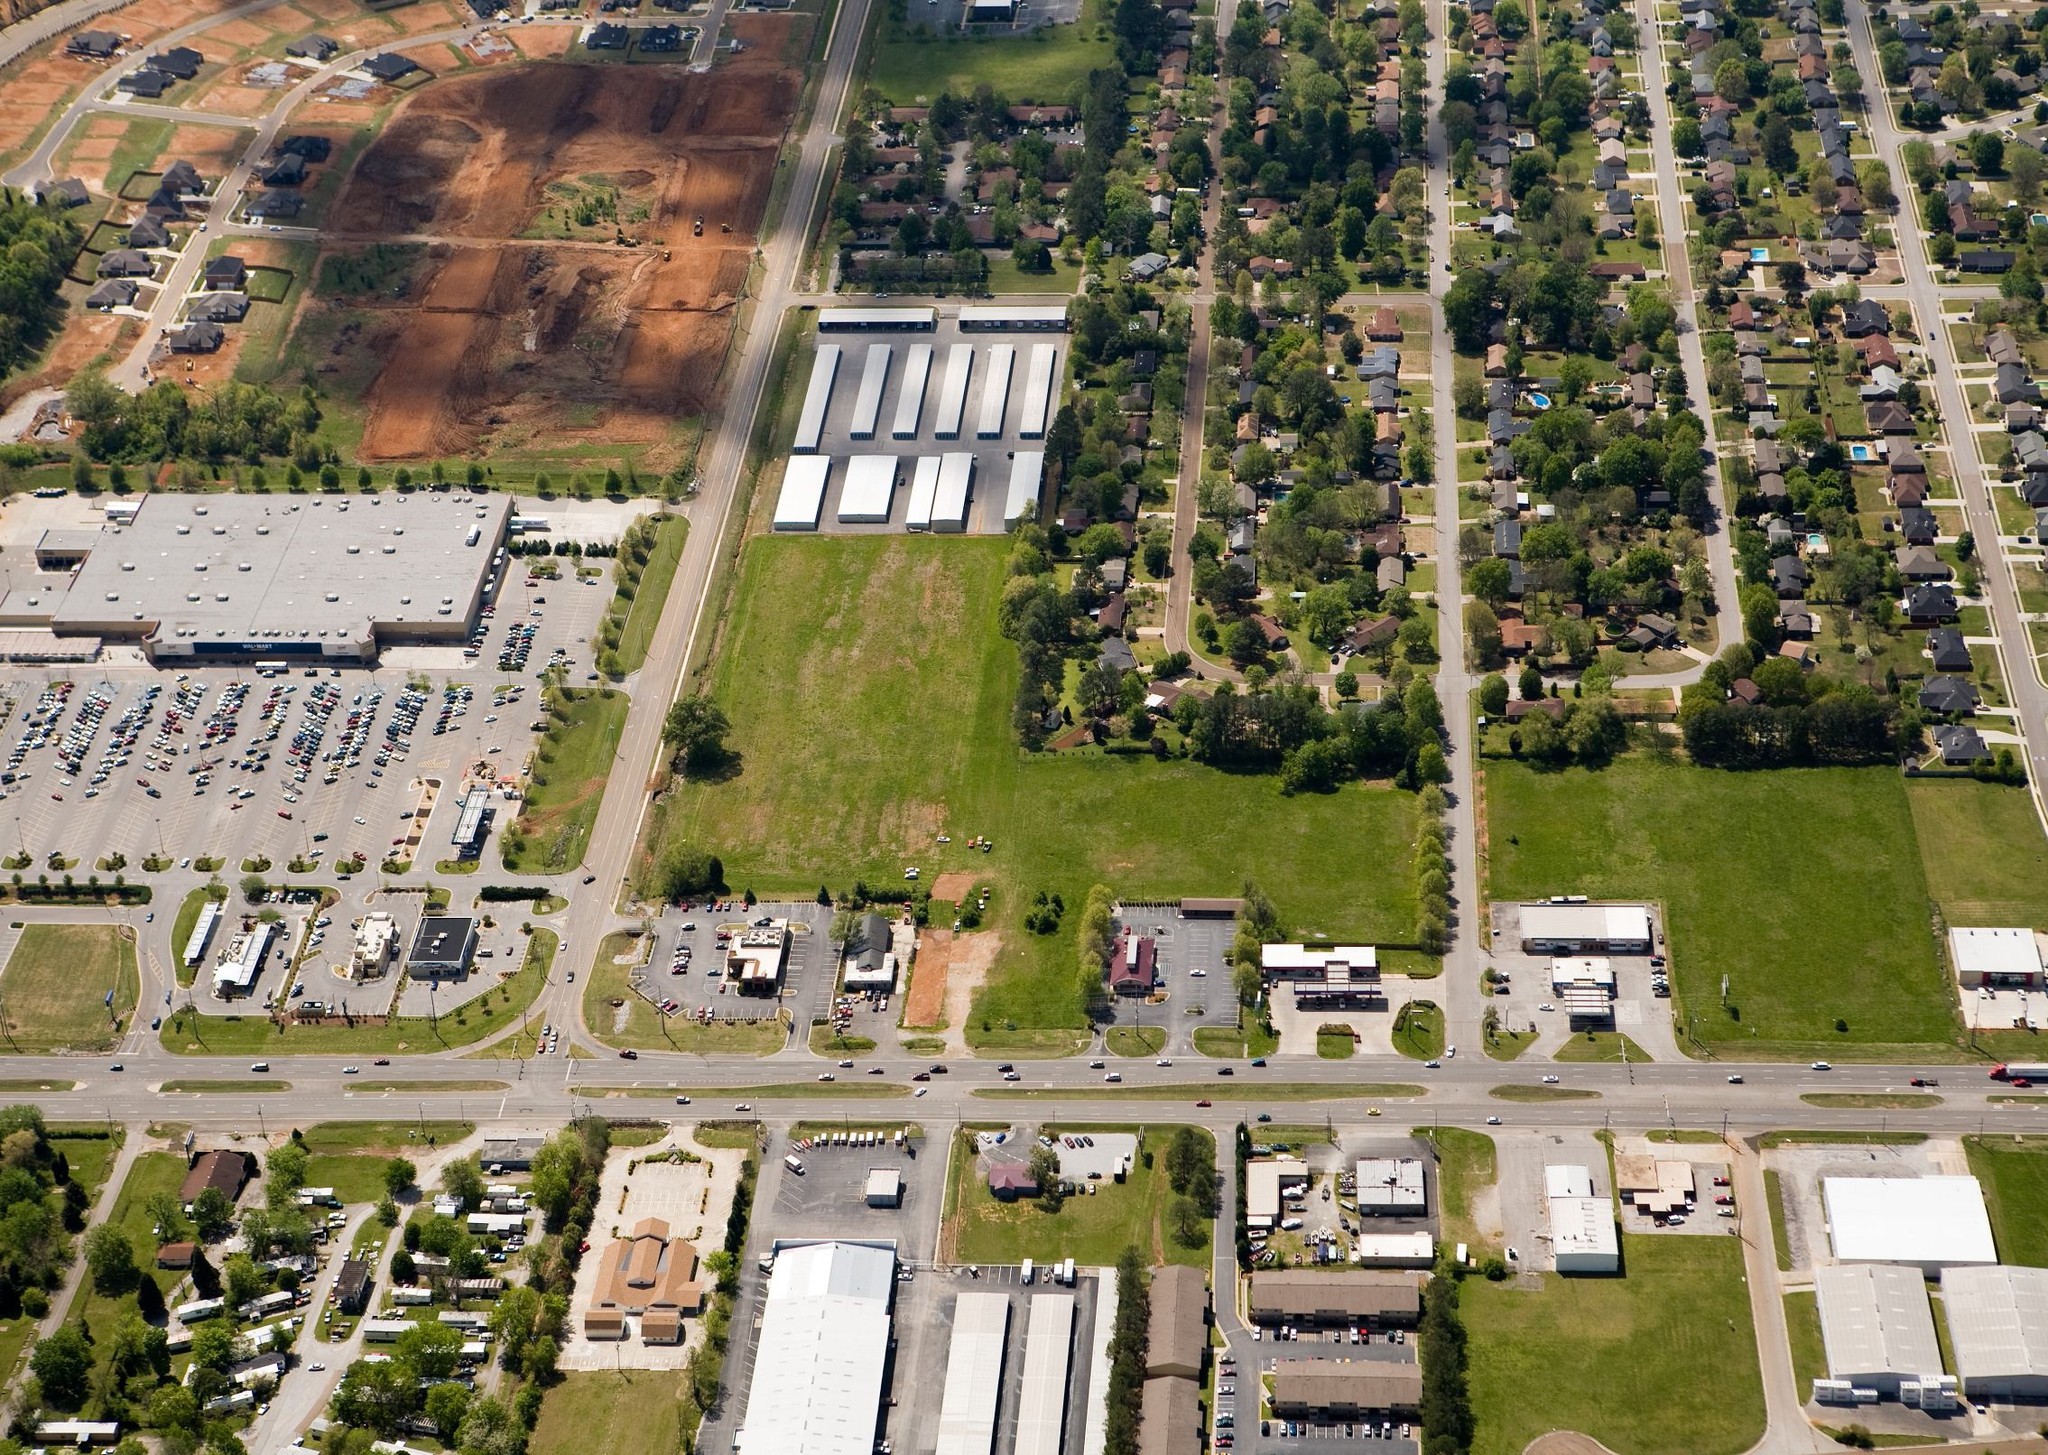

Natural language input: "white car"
[1155,1058,1172,1067]
[1540,1074,1560,1084]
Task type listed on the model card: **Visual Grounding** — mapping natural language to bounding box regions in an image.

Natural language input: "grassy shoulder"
[976,1082,1423,1101]
[502,687,628,874]
[1392,1001,1444,1060]
[1464,1234,1766,1455]
[1964,1135,2048,1266]
[611,515,689,676]
[648,536,1424,1036]
[1552,1032,1651,1063]
[1417,1127,1495,1249]
[1107,1025,1167,1056]
[1488,759,1971,1058]
[941,1126,1212,1267]
[0,923,138,1053]
[1489,1085,1599,1102]
[171,884,226,988]
[162,928,556,1055]
[1194,1021,1279,1059]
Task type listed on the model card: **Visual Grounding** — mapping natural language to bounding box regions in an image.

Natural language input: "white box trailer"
[1018,344,1059,439]
[794,345,841,455]
[838,455,899,523]
[850,344,892,441]
[935,345,974,439]
[977,344,1015,439]
[773,456,831,531]
[893,343,934,439]
[932,453,975,533]
[1004,450,1045,528]
[907,456,941,531]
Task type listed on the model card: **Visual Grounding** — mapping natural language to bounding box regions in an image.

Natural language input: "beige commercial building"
[585,1217,703,1341]
[1248,1271,1421,1327]
[1136,1374,1201,1455]
[1270,1360,1422,1417]
[1145,1266,1208,1379]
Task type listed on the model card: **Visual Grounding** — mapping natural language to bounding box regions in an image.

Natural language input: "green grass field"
[1417,1127,1495,1249]
[532,1370,690,1455]
[1785,1290,1825,1393]
[653,538,1423,1036]
[504,689,628,873]
[941,1126,1211,1267]
[1392,1001,1445,1060]
[1964,1135,2048,1266]
[614,516,688,675]
[1488,760,1966,1058]
[1552,1032,1651,1063]
[161,929,555,1055]
[300,1122,474,1153]
[1464,1235,1766,1455]
[868,0,1113,103]
[0,924,138,1053]
[1905,780,2048,924]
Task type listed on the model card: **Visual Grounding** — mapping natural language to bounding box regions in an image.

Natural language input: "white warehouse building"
[1942,1264,2048,1402]
[1823,1177,1998,1272]
[1518,901,1652,953]
[1813,1263,1943,1399]
[735,1241,896,1455]
[1543,1165,1618,1274]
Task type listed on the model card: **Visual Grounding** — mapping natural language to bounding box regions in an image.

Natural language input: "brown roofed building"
[1137,1375,1203,1455]
[181,1149,255,1206]
[1271,1360,1424,1416]
[596,1217,704,1317]
[1366,306,1403,342]
[1147,1265,1209,1379]
[156,1241,197,1270]
[989,1163,1040,1199]
[1248,1270,1421,1326]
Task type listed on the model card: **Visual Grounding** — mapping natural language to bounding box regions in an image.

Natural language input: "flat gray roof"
[50,492,511,654]
[1815,1263,1942,1382]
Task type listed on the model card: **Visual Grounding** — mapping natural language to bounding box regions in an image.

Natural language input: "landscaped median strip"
[159,1079,292,1093]
[1797,1092,1943,1109]
[1488,1084,1601,1102]
[0,1079,75,1092]
[349,1079,510,1092]
[972,1083,1426,1101]
[583,1082,912,1099]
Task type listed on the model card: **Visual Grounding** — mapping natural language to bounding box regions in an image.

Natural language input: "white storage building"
[1942,1264,2048,1401]
[850,344,892,441]
[907,456,941,531]
[977,345,1015,439]
[735,1241,896,1455]
[183,898,222,969]
[1245,1155,1308,1230]
[1014,1293,1075,1455]
[1518,902,1652,954]
[1813,1263,1943,1398]
[935,345,974,439]
[958,304,1068,331]
[794,345,842,455]
[1948,927,2048,988]
[1354,1158,1426,1217]
[1004,451,1044,528]
[893,344,934,439]
[935,1292,1010,1455]
[1351,1232,1436,1268]
[774,457,831,532]
[1823,1177,1998,1271]
[1018,344,1060,439]
[1543,1166,1616,1274]
[817,306,936,331]
[838,455,899,524]
[931,453,975,533]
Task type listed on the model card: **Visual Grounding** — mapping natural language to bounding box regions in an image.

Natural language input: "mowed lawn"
[1463,1235,1765,1455]
[653,537,1422,1031]
[1964,1136,2048,1267]
[1487,760,1959,1057]
[868,0,1113,103]
[0,924,139,1053]
[941,1127,1211,1268]
[532,1371,689,1455]
[1905,780,2048,925]
[504,689,628,873]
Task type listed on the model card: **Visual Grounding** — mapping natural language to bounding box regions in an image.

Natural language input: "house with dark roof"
[1932,723,1990,764]
[245,191,303,220]
[96,250,153,278]
[161,161,202,196]
[85,278,139,311]
[1919,676,1979,716]
[1927,627,1971,673]
[989,1163,1040,1199]
[1841,299,1891,337]
[168,321,225,353]
[42,178,89,209]
[149,46,202,78]
[126,216,169,249]
[1905,584,1959,623]
[116,70,170,98]
[362,53,419,81]
[262,154,307,188]
[1771,554,1810,596]
[187,292,249,324]
[203,255,248,291]
[67,31,120,57]
[586,21,629,47]
[286,35,338,60]
[1898,506,1938,545]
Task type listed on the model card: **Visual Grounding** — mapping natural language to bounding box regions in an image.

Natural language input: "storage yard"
[773,307,1066,533]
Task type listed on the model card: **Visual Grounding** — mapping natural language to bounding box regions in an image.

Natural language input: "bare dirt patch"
[0,311,131,413]
[930,872,978,903]
[312,57,797,460]
[905,929,950,1029]
[942,931,999,1053]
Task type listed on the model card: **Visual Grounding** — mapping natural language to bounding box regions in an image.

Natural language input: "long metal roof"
[737,1242,896,1455]
[1014,1293,1075,1455]
[935,1292,1010,1455]
[1815,1263,1942,1381]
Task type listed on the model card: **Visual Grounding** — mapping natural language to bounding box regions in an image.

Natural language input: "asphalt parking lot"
[772,1128,929,1245]
[1109,907,1240,1053]
[643,901,833,1031]
[0,552,611,873]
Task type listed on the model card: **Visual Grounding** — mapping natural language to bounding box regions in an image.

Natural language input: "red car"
[618,1049,638,1060]
[1195,1099,1212,1107]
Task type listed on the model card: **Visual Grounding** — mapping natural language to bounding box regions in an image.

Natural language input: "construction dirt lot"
[306,53,800,461]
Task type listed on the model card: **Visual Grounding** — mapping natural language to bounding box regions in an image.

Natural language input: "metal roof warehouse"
[20,492,511,662]
[736,1241,896,1455]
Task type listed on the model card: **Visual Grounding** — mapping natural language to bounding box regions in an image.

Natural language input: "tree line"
[0,190,80,384]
